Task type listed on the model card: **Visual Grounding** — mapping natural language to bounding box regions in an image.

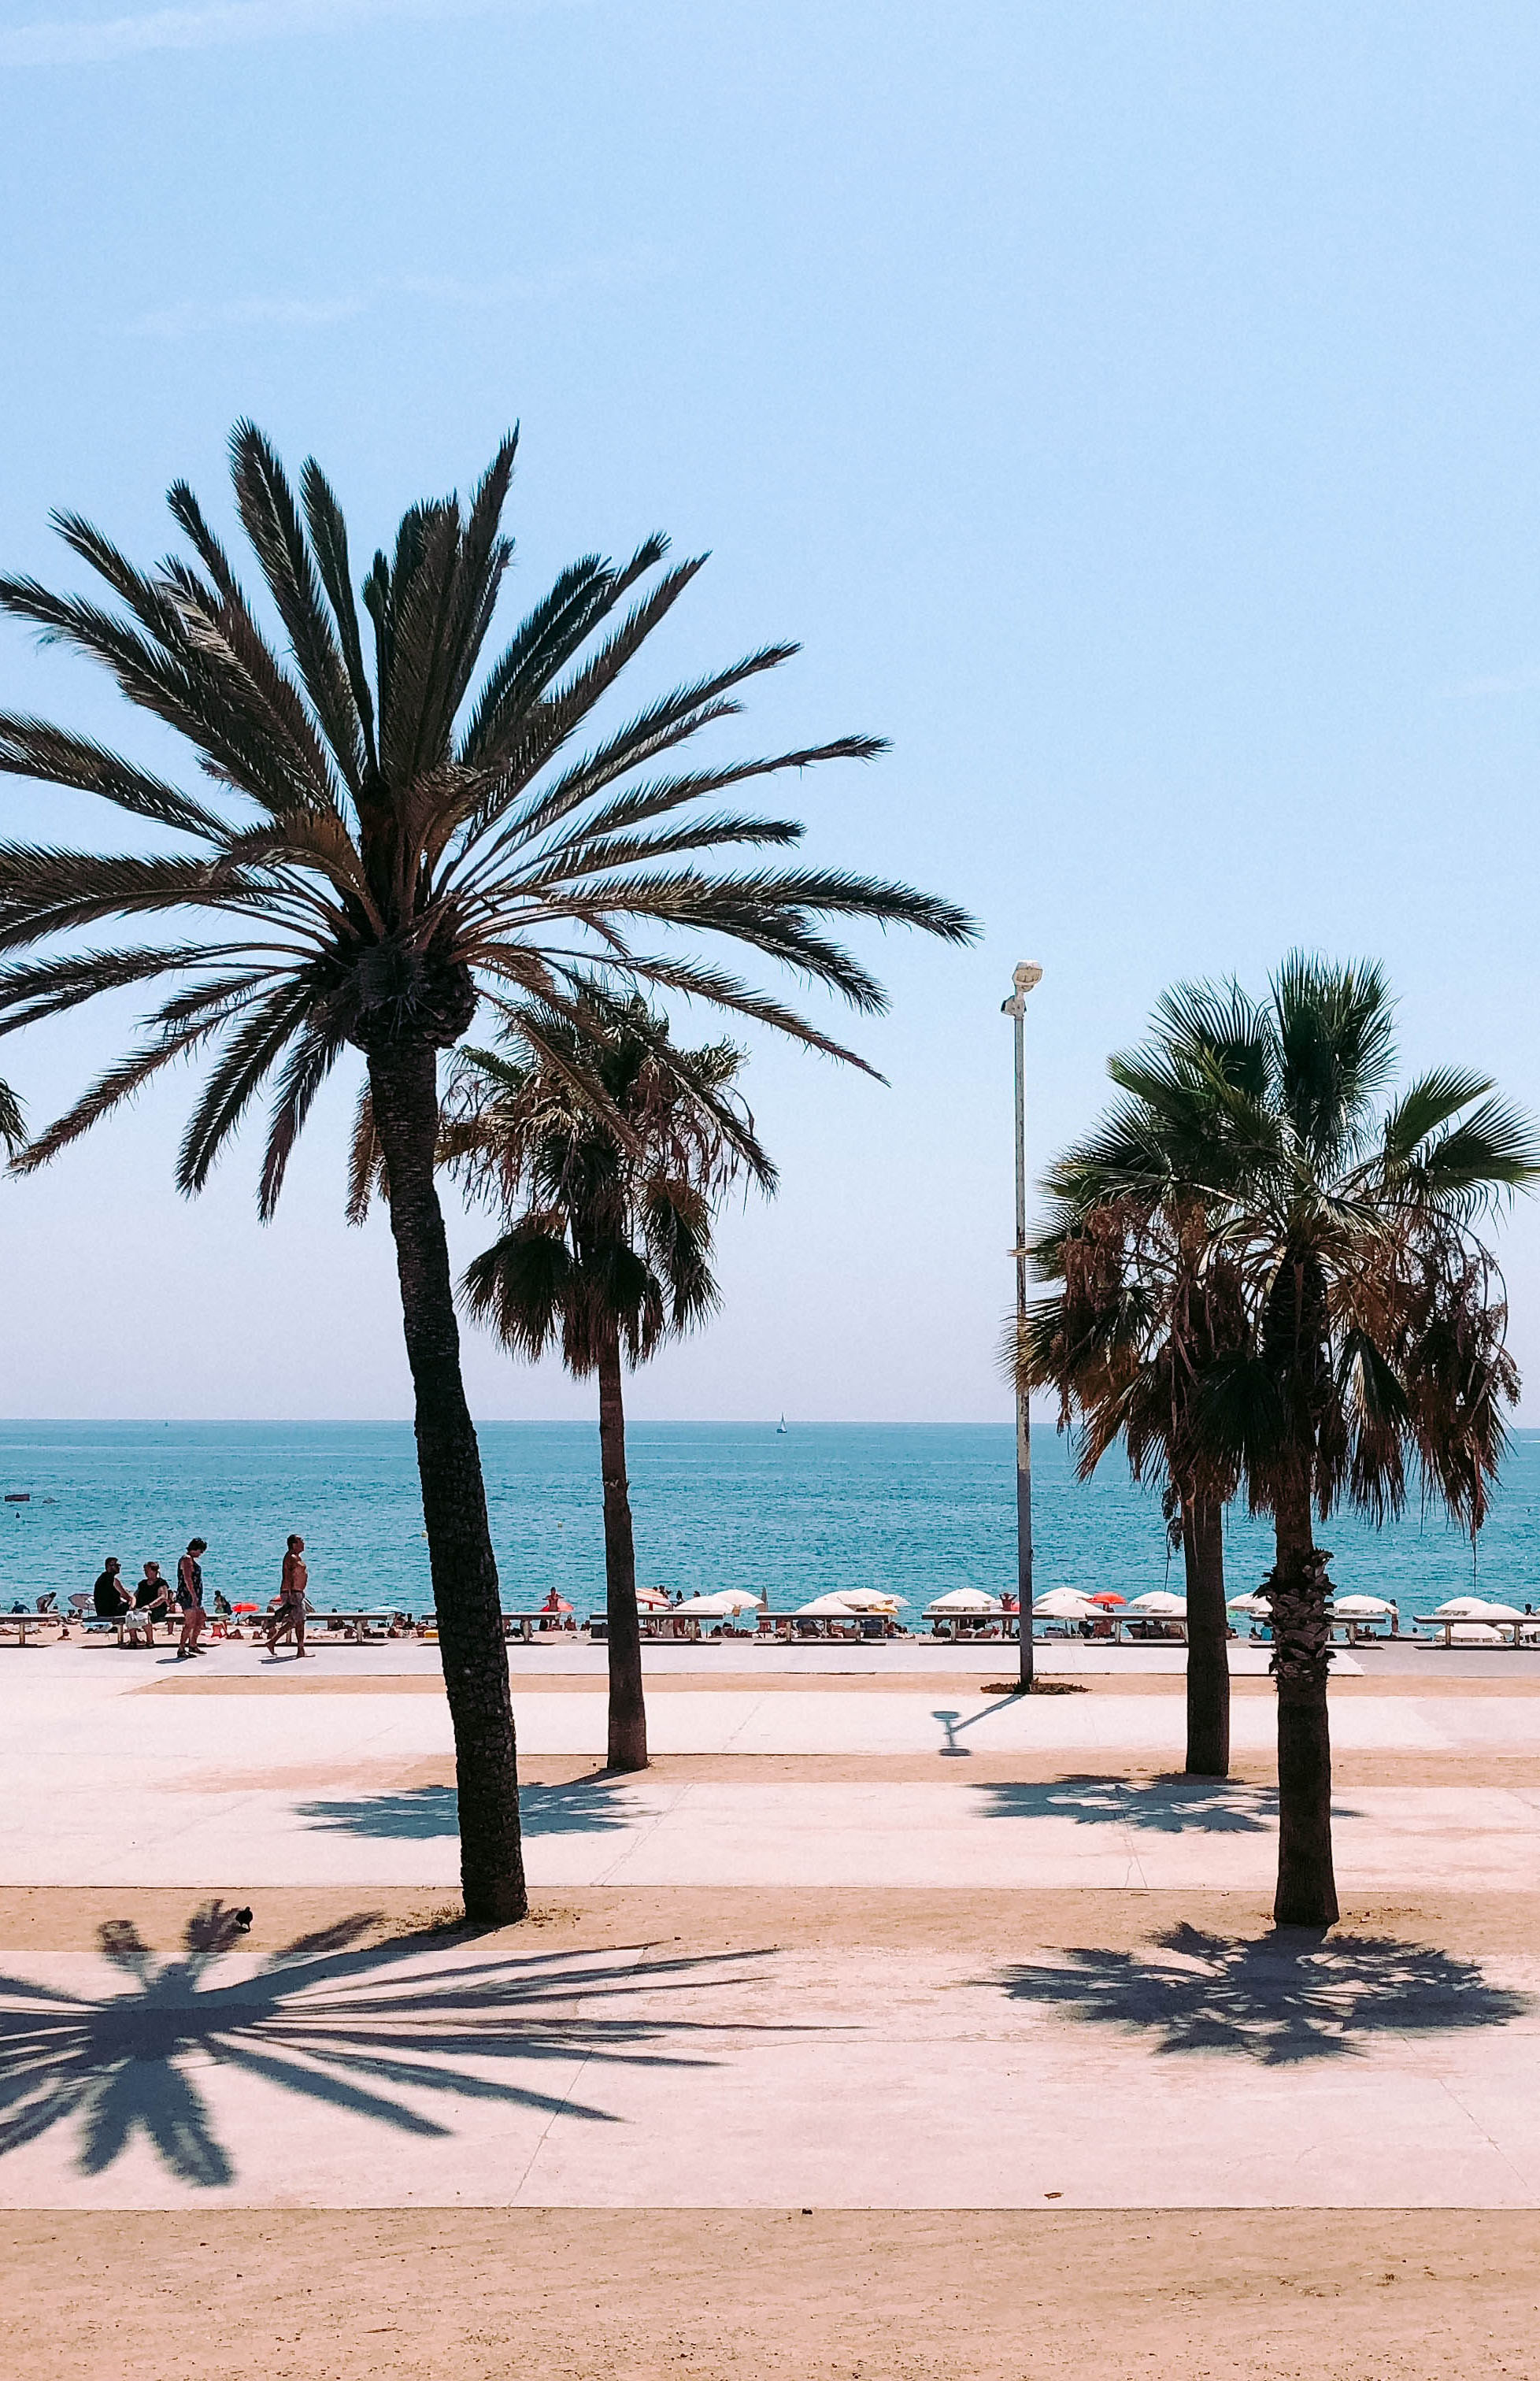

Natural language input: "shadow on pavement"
[974,1777,1364,1835]
[992,1923,1534,2063]
[296,1781,634,1839]
[0,1900,776,2188]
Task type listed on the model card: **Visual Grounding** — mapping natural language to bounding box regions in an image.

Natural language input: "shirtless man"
[176,1539,208,1661]
[266,1535,309,1658]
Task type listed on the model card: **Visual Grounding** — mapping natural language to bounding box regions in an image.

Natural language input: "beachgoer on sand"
[176,1539,208,1661]
[266,1536,309,1658]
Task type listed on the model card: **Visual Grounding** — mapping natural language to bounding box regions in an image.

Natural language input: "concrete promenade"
[0,1634,1538,2237]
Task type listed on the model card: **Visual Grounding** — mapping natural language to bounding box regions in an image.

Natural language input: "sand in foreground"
[13,2209,1540,2381]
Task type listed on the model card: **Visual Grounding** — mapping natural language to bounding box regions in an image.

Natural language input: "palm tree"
[1018,1166,1248,1778]
[0,424,974,1922]
[1017,983,1283,1773]
[439,987,770,1772]
[0,1081,22,1157]
[1057,958,1534,1927]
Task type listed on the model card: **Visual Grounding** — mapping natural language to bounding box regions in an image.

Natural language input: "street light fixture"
[1001,961,1042,1688]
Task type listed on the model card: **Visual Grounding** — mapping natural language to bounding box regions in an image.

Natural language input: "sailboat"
[776,1414,787,1435]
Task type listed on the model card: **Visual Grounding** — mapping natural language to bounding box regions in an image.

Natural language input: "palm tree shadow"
[974,1778,1361,1835]
[0,1900,776,2189]
[992,1924,1534,2064]
[295,1783,633,1839]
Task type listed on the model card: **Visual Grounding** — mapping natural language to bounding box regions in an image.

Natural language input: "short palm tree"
[440,987,770,1771]
[1090,958,1534,1926]
[1019,1139,1249,1777]
[0,423,973,1921]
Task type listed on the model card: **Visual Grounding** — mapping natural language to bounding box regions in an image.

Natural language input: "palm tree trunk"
[597,1335,648,1772]
[1182,1496,1229,1777]
[366,1039,528,1924]
[1268,1466,1338,1928]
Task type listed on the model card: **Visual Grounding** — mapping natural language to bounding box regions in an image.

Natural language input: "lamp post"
[1001,961,1042,1688]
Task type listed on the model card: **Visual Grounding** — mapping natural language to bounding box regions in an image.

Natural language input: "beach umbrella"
[635,1587,673,1610]
[672,1590,761,1617]
[922,1589,1003,1617]
[1330,1595,1394,1619]
[1227,1594,1273,1616]
[1089,1592,1127,1608]
[1032,1589,1099,1620]
[1127,1590,1187,1616]
[1431,1596,1509,1620]
[793,1594,861,1616]
[838,1589,904,1613]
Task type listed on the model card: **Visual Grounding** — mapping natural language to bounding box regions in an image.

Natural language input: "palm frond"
[0,1078,24,1157]
[0,715,227,840]
[257,1020,348,1220]
[176,987,311,1196]
[227,422,367,793]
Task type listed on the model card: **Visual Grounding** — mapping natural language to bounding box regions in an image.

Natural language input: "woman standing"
[176,1539,208,1661]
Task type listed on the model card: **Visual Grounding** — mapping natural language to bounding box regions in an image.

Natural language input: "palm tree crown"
[446,987,772,1372]
[0,422,972,1205]
[1145,957,1536,1535]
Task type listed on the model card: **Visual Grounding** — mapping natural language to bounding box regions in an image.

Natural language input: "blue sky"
[1,0,1538,1421]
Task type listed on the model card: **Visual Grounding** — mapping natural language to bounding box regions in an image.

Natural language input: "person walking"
[265,1535,309,1659]
[176,1539,208,1661]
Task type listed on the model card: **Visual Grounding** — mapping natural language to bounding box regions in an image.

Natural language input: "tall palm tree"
[0,424,974,1921]
[1063,958,1534,1927]
[439,987,770,1772]
[0,1081,22,1157]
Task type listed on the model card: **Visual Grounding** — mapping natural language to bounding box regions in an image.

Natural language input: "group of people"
[91,1535,310,1660]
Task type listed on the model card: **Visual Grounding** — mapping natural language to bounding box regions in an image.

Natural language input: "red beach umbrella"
[1089,1592,1127,1608]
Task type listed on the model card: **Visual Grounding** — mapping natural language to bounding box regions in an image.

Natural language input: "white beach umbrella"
[1330,1594,1394,1619]
[635,1587,673,1610]
[1431,1597,1510,1620]
[922,1589,1003,1617]
[793,1594,861,1616]
[1032,1589,1099,1620]
[837,1589,904,1613]
[1127,1590,1188,1616]
[673,1590,761,1617]
[1227,1594,1273,1616]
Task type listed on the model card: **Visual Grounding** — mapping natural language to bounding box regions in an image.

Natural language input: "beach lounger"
[0,1611,62,1646]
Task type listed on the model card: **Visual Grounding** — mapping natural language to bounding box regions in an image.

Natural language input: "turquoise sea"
[0,1420,1536,1619]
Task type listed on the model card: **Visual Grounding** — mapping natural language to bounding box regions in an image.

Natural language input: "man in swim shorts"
[266,1535,309,1658]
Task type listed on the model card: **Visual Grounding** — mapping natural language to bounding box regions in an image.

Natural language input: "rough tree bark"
[596,1334,648,1772]
[1181,1495,1230,1777]
[367,1038,528,1924]
[1267,1465,1338,1928]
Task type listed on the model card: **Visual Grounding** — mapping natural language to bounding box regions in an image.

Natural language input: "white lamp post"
[1001,961,1042,1687]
